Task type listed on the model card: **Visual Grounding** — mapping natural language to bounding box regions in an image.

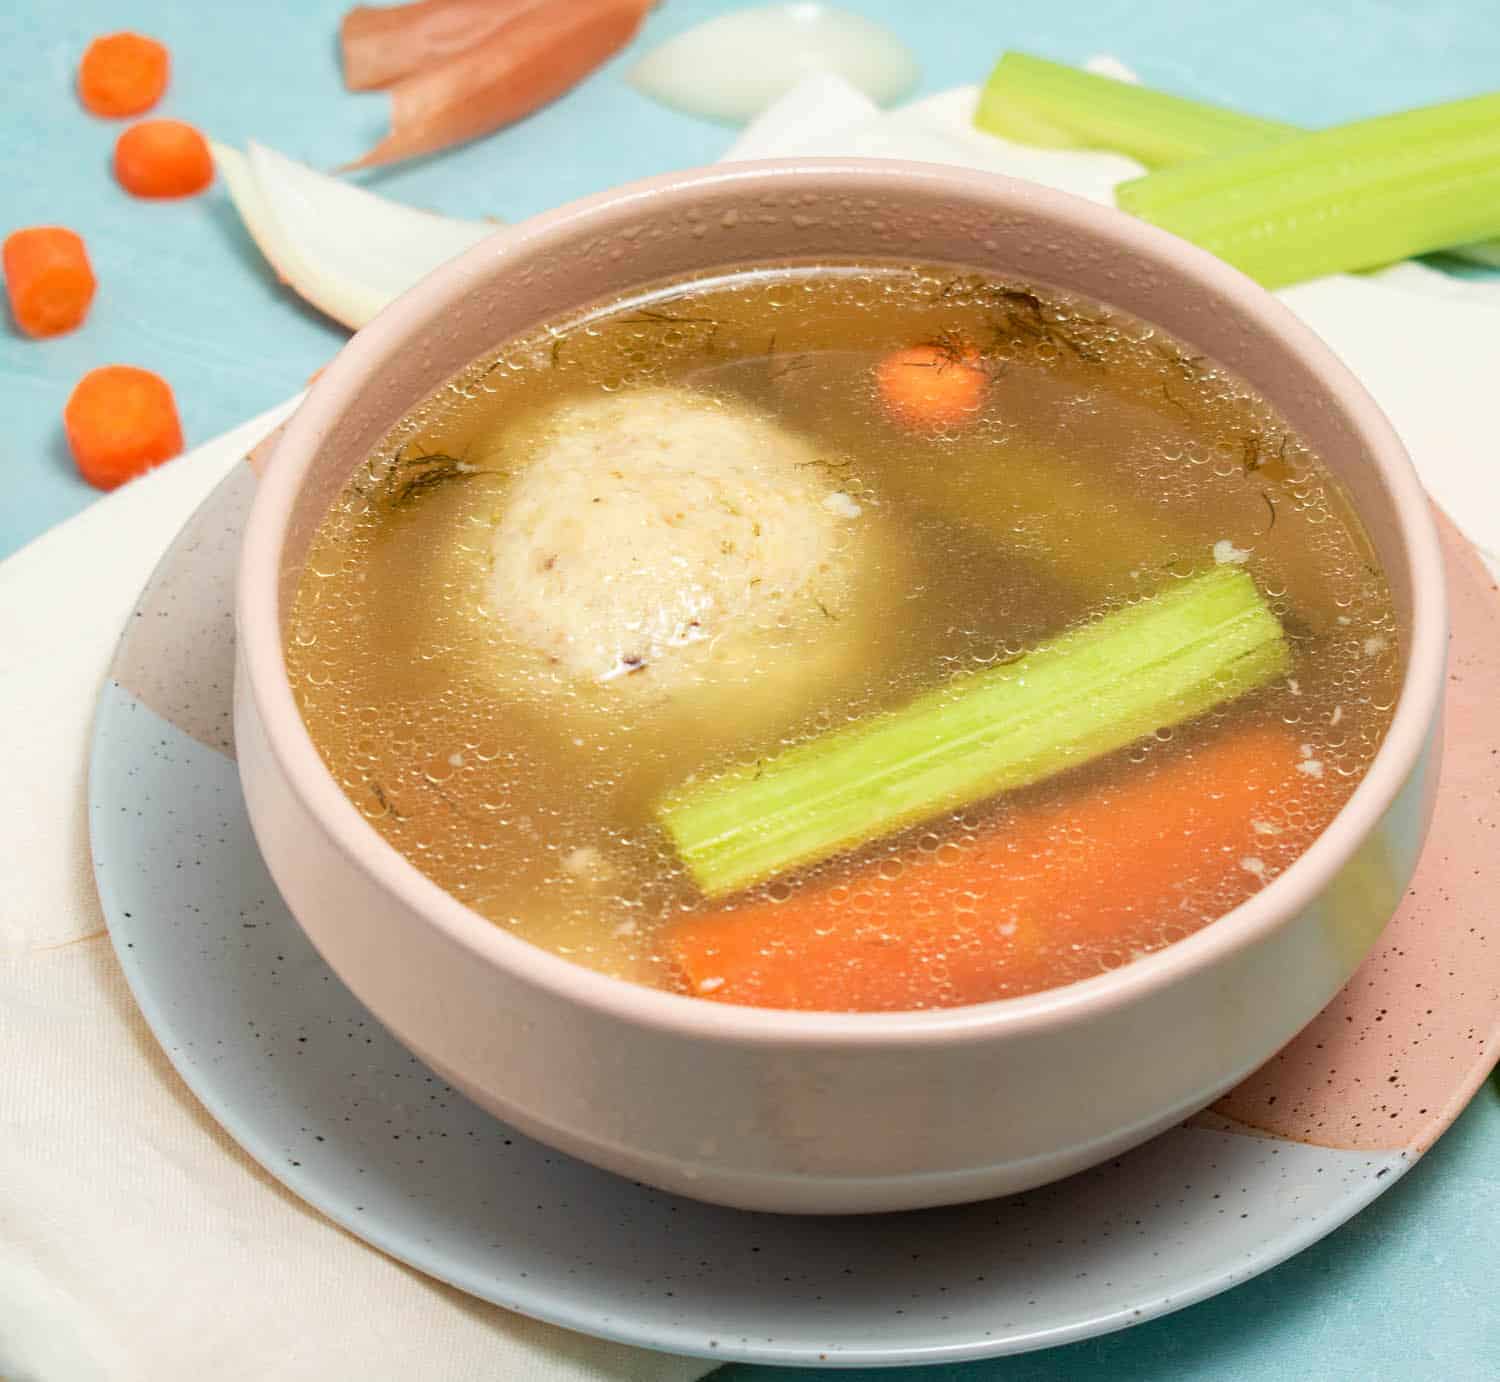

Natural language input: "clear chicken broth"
[285,262,1399,1011]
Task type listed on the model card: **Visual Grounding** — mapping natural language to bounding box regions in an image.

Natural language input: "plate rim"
[86,454,1494,1369]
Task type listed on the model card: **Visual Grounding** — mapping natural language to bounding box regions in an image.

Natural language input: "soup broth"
[285,262,1399,1011]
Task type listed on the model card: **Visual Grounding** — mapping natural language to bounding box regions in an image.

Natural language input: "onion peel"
[211,139,498,330]
[341,0,550,92]
[346,0,653,170]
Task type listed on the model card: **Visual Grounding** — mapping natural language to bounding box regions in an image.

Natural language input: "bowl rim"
[237,156,1448,1051]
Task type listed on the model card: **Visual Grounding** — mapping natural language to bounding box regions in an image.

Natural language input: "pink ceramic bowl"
[235,160,1447,1214]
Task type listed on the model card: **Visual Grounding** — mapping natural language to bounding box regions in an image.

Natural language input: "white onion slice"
[210,140,499,330]
[723,70,877,161]
[628,4,917,125]
[766,84,1144,207]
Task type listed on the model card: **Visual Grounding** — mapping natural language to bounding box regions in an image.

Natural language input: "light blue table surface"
[3,0,1495,1375]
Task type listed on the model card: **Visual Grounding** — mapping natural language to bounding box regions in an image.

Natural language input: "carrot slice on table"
[875,340,988,432]
[341,0,548,91]
[114,119,214,199]
[347,0,653,168]
[64,366,185,490]
[78,32,170,117]
[3,227,97,338]
[669,727,1307,1012]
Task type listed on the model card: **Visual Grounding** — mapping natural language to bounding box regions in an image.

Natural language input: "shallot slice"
[212,140,497,329]
[628,4,917,125]
[341,0,550,92]
[347,0,654,169]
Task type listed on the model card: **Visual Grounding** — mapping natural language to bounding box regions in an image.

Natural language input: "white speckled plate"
[88,458,1500,1368]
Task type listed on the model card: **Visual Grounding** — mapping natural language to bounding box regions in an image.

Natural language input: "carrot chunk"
[64,366,185,490]
[875,340,988,432]
[114,119,214,199]
[669,727,1308,1012]
[3,227,97,338]
[78,32,170,117]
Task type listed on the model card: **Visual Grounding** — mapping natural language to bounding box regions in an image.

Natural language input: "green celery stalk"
[975,53,1500,276]
[1434,239,1500,270]
[975,52,1295,168]
[1114,93,1500,288]
[658,566,1289,897]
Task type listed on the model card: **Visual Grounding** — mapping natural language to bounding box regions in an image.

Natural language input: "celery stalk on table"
[1114,93,1500,288]
[658,565,1289,897]
[974,53,1500,276]
[975,52,1296,166]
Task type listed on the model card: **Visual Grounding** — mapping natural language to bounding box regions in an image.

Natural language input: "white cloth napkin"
[0,402,705,1382]
[4,68,1499,1382]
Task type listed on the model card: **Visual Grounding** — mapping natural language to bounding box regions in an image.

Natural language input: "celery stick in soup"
[284,261,1400,1012]
[659,565,1290,898]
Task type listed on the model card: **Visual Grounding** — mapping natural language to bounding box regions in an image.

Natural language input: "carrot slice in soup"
[670,727,1308,1012]
[875,340,988,432]
[346,0,654,169]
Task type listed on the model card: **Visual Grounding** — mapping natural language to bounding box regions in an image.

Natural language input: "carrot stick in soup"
[670,726,1306,1012]
[346,0,653,168]
[340,0,549,91]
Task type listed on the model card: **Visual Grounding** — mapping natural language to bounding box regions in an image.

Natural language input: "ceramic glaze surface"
[91,461,1497,1363]
[232,163,1447,1213]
